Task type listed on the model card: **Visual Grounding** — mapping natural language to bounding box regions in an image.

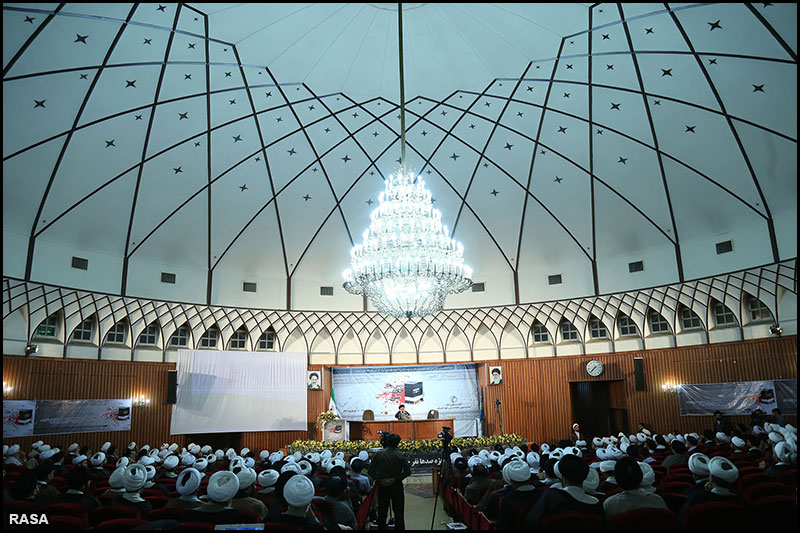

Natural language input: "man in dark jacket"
[523,455,602,528]
[368,433,411,530]
[57,468,101,511]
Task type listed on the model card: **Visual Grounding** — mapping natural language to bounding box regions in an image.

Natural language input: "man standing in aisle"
[368,433,411,530]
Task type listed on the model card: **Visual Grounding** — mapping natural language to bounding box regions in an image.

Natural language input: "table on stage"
[348,418,455,441]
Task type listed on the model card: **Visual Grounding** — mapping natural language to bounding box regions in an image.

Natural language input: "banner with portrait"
[677,379,796,416]
[331,364,480,436]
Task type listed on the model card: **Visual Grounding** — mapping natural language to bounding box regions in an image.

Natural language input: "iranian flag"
[328,388,339,417]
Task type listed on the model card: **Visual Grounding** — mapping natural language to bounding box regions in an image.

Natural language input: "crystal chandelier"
[342,3,473,319]
[342,170,473,318]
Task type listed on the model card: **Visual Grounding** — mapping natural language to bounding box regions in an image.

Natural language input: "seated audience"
[231,465,268,521]
[464,463,491,505]
[113,463,152,515]
[57,467,101,511]
[164,467,203,510]
[523,454,602,528]
[264,473,325,529]
[603,457,667,525]
[183,470,247,525]
[498,459,540,530]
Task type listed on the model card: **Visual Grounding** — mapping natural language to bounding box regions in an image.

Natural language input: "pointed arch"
[310,328,335,365]
[445,324,472,362]
[499,322,526,359]
[419,326,444,363]
[473,324,498,361]
[391,327,417,364]
[337,327,363,364]
[283,326,308,356]
[365,328,390,365]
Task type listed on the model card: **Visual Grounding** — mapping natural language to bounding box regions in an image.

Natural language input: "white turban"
[91,452,106,466]
[620,441,629,454]
[164,455,179,470]
[573,423,580,430]
[69,443,80,453]
[226,449,237,461]
[258,469,279,488]
[32,440,44,449]
[206,454,217,464]
[596,448,608,461]
[201,445,212,455]
[145,465,156,480]
[716,432,731,443]
[768,432,784,444]
[358,451,369,461]
[503,459,531,483]
[260,450,270,461]
[526,452,540,468]
[320,450,332,460]
[564,446,582,457]
[731,437,746,449]
[467,456,483,469]
[101,442,111,452]
[109,467,126,489]
[599,460,617,473]
[592,437,603,447]
[607,446,623,460]
[575,440,587,448]
[207,470,240,502]
[708,456,738,484]
[181,454,196,466]
[297,460,312,476]
[774,442,792,464]
[169,443,179,453]
[72,455,88,465]
[284,475,314,508]
[2,445,8,456]
[141,445,150,452]
[268,452,283,463]
[123,464,148,492]
[195,458,208,472]
[281,463,301,474]
[327,458,346,473]
[450,452,462,463]
[688,453,710,477]
[540,443,550,454]
[309,452,321,464]
[234,466,257,490]
[139,456,155,467]
[503,448,514,457]
[639,462,655,488]
[244,457,255,469]
[215,449,225,459]
[675,434,685,443]
[40,449,56,461]
[230,457,245,471]
[116,457,130,468]
[241,448,250,457]
[176,468,201,495]
[583,467,600,492]
[190,445,201,456]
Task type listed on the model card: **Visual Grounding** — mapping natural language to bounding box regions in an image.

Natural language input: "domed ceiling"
[2,3,797,312]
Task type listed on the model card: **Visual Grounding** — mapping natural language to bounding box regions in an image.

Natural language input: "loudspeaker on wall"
[167,370,177,404]
[633,357,645,391]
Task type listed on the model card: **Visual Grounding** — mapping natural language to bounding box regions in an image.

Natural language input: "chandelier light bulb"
[343,169,473,319]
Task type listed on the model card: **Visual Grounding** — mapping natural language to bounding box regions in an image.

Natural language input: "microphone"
[495,399,501,406]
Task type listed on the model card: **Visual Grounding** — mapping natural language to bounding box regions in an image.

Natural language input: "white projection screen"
[170,350,307,434]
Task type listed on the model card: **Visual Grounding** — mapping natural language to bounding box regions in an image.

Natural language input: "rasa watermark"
[7,514,49,526]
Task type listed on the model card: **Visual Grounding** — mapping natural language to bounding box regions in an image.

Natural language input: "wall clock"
[586,359,604,377]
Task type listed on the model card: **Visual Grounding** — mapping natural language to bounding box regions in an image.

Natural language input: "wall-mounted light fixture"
[661,382,681,395]
[131,395,151,408]
[25,344,38,356]
[3,382,12,397]
[769,324,783,336]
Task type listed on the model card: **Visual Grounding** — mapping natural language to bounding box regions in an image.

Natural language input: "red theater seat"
[657,481,691,493]
[743,482,793,504]
[41,515,89,530]
[147,507,189,522]
[660,492,688,514]
[89,505,141,527]
[540,512,604,530]
[682,502,747,530]
[95,518,150,529]
[178,522,216,529]
[612,507,678,530]
[738,473,773,491]
[746,496,797,530]
[41,503,88,521]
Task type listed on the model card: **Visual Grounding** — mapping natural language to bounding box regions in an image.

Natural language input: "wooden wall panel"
[3,336,796,451]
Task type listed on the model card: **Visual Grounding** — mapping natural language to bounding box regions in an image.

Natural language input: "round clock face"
[586,360,604,377]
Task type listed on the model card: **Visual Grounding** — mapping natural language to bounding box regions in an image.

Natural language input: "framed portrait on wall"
[308,370,323,390]
[489,366,503,385]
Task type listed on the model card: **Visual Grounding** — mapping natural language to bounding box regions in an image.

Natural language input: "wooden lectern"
[349,418,455,441]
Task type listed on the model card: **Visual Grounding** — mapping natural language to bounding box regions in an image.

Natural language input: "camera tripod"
[430,426,453,530]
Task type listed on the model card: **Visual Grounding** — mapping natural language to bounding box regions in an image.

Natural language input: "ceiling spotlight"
[769,324,783,336]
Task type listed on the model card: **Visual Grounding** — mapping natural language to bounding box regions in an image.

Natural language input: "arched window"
[34,312,60,338]
[588,317,608,339]
[258,329,276,350]
[169,324,190,347]
[138,323,159,346]
[561,320,579,342]
[678,306,703,331]
[648,309,671,334]
[711,300,737,327]
[199,326,219,349]
[71,316,95,342]
[531,322,549,343]
[105,319,127,344]
[618,314,638,337]
[745,295,772,323]
[229,327,248,350]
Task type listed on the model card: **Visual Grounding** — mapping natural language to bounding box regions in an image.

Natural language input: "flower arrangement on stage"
[289,433,526,455]
[316,411,338,424]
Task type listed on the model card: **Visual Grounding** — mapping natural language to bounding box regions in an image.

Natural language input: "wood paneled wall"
[481,336,797,443]
[3,337,796,451]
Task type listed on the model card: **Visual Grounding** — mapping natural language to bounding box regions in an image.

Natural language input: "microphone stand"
[495,399,504,435]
